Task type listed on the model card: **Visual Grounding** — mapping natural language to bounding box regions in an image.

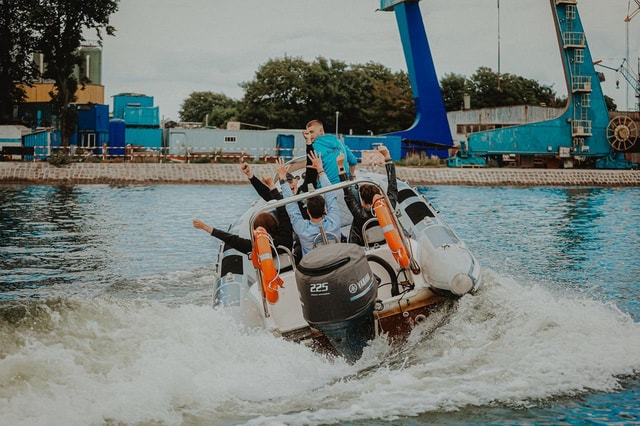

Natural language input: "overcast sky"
[98,0,640,121]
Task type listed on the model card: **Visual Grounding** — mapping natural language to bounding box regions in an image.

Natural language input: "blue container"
[344,135,401,160]
[109,119,126,156]
[23,129,60,161]
[77,104,109,132]
[123,106,160,126]
[276,134,295,160]
[113,94,154,119]
[125,127,162,149]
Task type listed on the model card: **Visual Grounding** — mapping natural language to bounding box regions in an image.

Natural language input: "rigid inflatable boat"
[212,160,481,362]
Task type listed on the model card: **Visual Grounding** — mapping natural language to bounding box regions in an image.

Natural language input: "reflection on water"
[1,186,103,289]
[417,185,639,314]
[0,185,257,295]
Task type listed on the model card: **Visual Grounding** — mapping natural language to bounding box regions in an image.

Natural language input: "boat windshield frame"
[247,176,394,233]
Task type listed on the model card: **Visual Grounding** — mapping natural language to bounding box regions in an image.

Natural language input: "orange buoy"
[251,226,284,303]
[372,194,411,269]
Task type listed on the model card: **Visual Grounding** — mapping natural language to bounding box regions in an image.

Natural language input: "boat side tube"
[213,243,263,328]
[394,186,481,295]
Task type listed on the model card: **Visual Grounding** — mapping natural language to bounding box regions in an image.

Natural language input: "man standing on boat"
[276,152,341,256]
[304,119,357,184]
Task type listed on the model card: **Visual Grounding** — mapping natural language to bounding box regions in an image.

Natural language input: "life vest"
[372,194,411,270]
[251,226,284,304]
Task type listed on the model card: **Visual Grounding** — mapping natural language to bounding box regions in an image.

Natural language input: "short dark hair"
[253,212,279,237]
[305,119,323,129]
[359,184,381,205]
[306,195,325,219]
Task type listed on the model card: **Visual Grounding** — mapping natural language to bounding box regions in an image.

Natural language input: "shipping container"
[343,135,402,161]
[113,93,154,120]
[77,104,109,132]
[23,129,60,161]
[124,106,160,126]
[20,83,104,104]
[165,128,307,159]
[125,127,163,149]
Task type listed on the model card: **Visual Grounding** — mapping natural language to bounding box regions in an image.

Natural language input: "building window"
[80,133,96,148]
[224,136,237,144]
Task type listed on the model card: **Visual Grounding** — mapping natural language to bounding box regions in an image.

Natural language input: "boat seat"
[276,246,296,273]
[362,218,386,249]
[312,231,340,248]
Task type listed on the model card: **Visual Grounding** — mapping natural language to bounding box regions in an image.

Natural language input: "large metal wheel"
[606,115,639,152]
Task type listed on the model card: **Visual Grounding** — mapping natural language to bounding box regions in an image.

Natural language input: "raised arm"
[276,158,306,234]
[193,218,252,254]
[337,152,368,221]
[379,146,398,208]
[242,162,273,201]
[300,140,318,191]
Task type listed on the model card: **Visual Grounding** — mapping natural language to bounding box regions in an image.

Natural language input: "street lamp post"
[335,111,340,135]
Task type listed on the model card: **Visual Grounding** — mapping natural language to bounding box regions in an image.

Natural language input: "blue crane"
[443,0,637,169]
[379,0,453,159]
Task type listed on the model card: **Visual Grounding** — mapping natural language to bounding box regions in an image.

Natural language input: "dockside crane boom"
[624,0,640,110]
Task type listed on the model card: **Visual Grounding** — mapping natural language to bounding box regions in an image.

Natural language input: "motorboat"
[211,158,481,362]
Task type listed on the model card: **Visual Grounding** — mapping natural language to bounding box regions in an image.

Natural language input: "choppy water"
[1,183,639,426]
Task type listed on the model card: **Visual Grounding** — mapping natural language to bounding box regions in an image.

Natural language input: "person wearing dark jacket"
[338,145,398,247]
[241,141,318,201]
[192,210,293,256]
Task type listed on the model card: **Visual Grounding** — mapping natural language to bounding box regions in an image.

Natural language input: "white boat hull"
[212,171,481,360]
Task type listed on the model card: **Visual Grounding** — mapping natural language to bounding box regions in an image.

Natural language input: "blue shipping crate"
[123,106,160,126]
[77,104,109,132]
[344,135,401,161]
[113,94,154,120]
[23,129,60,161]
[125,127,162,149]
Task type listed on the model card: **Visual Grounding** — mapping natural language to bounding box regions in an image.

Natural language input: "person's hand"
[240,162,253,179]
[274,157,288,180]
[378,145,391,161]
[193,218,211,233]
[302,130,312,145]
[336,152,345,170]
[308,151,323,172]
[262,175,275,190]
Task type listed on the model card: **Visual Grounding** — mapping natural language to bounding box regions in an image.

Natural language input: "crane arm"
[625,0,640,21]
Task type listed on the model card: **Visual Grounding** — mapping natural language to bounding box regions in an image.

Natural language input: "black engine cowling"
[295,243,378,361]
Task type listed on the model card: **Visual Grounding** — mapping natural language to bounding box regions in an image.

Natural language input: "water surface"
[1,184,638,425]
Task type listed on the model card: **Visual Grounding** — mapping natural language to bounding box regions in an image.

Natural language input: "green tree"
[440,66,560,111]
[345,64,414,134]
[440,72,471,112]
[604,95,617,111]
[238,56,414,134]
[0,0,40,124]
[239,56,321,128]
[472,67,558,108]
[31,0,118,146]
[179,91,240,127]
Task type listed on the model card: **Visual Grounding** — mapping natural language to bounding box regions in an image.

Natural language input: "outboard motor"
[296,243,378,362]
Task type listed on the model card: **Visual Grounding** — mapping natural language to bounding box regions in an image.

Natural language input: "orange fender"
[252,226,284,304]
[372,194,411,269]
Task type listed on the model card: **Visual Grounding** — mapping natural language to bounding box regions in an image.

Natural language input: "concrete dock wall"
[0,162,638,186]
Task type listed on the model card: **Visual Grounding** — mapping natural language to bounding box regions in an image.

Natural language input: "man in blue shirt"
[276,152,341,256]
[304,119,357,184]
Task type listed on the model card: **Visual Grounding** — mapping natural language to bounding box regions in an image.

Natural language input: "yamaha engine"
[296,243,378,362]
